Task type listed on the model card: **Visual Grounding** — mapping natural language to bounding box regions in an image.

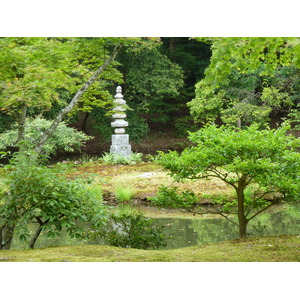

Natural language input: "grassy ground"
[0,235,299,262]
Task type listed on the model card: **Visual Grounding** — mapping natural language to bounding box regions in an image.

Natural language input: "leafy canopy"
[118,40,184,124]
[0,37,125,118]
[156,123,300,197]
[189,37,300,126]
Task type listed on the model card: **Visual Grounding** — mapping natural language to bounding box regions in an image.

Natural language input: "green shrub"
[0,151,107,249]
[90,107,112,142]
[149,185,199,208]
[0,116,91,155]
[88,211,167,249]
[100,152,143,165]
[78,153,99,163]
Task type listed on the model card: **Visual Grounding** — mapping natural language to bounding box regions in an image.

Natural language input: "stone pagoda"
[110,86,132,157]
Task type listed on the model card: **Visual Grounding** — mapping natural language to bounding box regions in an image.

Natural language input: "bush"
[0,116,91,155]
[88,211,167,249]
[0,151,107,249]
[100,152,143,165]
[125,110,150,142]
[149,185,199,208]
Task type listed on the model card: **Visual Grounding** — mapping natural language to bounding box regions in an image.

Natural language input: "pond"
[155,203,300,249]
[10,203,300,250]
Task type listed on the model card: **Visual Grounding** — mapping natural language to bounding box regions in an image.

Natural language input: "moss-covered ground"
[63,161,232,201]
[0,235,299,262]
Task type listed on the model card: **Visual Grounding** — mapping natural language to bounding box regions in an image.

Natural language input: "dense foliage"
[118,41,184,126]
[99,152,143,165]
[189,37,300,127]
[161,38,212,101]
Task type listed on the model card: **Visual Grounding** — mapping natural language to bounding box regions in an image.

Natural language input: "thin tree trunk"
[29,217,47,249]
[236,180,248,238]
[29,225,43,249]
[0,225,15,250]
[0,225,4,250]
[34,43,124,155]
[0,227,2,250]
[81,112,90,132]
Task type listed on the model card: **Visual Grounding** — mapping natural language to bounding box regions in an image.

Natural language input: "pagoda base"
[110,134,132,158]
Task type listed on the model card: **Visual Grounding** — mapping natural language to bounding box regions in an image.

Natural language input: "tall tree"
[161,37,212,101]
[0,37,125,154]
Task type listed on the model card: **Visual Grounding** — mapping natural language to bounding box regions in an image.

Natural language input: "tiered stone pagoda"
[110,86,132,157]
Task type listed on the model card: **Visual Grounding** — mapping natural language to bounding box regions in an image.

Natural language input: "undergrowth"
[114,185,136,203]
[99,152,143,165]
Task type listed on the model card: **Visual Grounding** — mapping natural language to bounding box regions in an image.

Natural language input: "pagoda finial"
[111,86,128,134]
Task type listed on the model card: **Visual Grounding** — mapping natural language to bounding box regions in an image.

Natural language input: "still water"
[11,203,300,250]
[156,203,300,249]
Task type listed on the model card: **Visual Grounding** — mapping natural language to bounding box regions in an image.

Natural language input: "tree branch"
[34,42,124,155]
[188,207,239,227]
[245,190,278,217]
[218,212,239,227]
[247,202,278,222]
[208,168,237,188]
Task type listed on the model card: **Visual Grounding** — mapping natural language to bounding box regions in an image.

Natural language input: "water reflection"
[154,203,300,249]
[11,203,299,250]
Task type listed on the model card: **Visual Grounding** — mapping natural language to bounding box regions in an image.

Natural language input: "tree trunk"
[169,37,176,52]
[81,112,90,132]
[236,182,248,238]
[0,225,15,250]
[34,42,124,155]
[29,225,43,249]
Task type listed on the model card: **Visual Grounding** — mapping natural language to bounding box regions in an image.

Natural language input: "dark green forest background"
[1,37,299,157]
[72,38,212,145]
